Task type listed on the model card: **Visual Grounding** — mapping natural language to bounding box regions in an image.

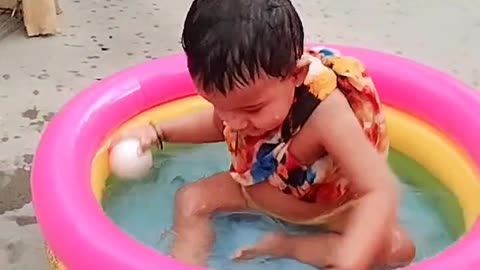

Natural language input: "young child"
[114,0,416,269]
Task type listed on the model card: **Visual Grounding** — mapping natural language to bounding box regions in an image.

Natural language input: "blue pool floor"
[102,143,457,270]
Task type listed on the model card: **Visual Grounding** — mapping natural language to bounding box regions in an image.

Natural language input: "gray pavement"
[0,0,479,269]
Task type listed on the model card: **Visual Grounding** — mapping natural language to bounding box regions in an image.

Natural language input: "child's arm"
[112,107,224,151]
[156,107,225,144]
[312,90,399,270]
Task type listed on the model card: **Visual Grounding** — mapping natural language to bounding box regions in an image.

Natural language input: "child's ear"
[293,55,311,87]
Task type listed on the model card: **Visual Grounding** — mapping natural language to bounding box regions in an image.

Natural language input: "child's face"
[198,63,309,137]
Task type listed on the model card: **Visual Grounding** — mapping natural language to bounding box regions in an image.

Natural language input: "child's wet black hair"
[181,0,304,95]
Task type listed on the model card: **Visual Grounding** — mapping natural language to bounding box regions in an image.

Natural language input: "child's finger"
[139,136,151,153]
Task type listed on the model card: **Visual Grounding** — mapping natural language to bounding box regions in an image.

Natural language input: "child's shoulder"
[304,46,388,154]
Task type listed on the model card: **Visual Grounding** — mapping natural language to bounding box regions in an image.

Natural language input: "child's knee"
[175,183,213,218]
[386,226,416,267]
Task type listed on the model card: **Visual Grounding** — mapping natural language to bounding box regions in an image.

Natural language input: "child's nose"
[224,115,248,131]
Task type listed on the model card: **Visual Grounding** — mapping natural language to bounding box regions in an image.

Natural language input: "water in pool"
[102,143,460,270]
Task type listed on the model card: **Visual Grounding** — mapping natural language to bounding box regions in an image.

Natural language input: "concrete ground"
[0,0,478,269]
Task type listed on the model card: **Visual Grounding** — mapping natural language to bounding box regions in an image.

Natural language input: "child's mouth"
[244,127,278,139]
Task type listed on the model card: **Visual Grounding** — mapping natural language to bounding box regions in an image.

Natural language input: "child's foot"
[232,233,291,261]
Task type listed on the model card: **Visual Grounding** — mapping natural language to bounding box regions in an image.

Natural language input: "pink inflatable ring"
[31,45,480,270]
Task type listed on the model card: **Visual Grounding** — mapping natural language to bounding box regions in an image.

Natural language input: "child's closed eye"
[243,105,264,113]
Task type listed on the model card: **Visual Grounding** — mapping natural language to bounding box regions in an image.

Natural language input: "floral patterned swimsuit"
[223,47,389,222]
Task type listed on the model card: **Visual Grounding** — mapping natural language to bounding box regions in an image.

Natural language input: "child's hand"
[111,123,164,153]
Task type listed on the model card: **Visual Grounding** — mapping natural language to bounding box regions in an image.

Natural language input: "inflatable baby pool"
[31,45,480,270]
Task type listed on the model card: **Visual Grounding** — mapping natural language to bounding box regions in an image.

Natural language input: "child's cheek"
[253,111,284,131]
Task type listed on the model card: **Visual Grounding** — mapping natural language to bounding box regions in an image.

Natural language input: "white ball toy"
[109,138,153,180]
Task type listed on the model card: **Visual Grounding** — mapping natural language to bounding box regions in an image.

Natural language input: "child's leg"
[234,210,415,270]
[235,225,414,269]
[171,172,248,267]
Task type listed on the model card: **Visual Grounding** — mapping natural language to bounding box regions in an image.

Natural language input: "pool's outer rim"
[31,45,480,270]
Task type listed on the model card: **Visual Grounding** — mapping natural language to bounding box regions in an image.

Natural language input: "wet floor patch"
[0,168,32,215]
[4,240,25,264]
[6,215,38,226]
[20,107,56,132]
[21,107,40,120]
